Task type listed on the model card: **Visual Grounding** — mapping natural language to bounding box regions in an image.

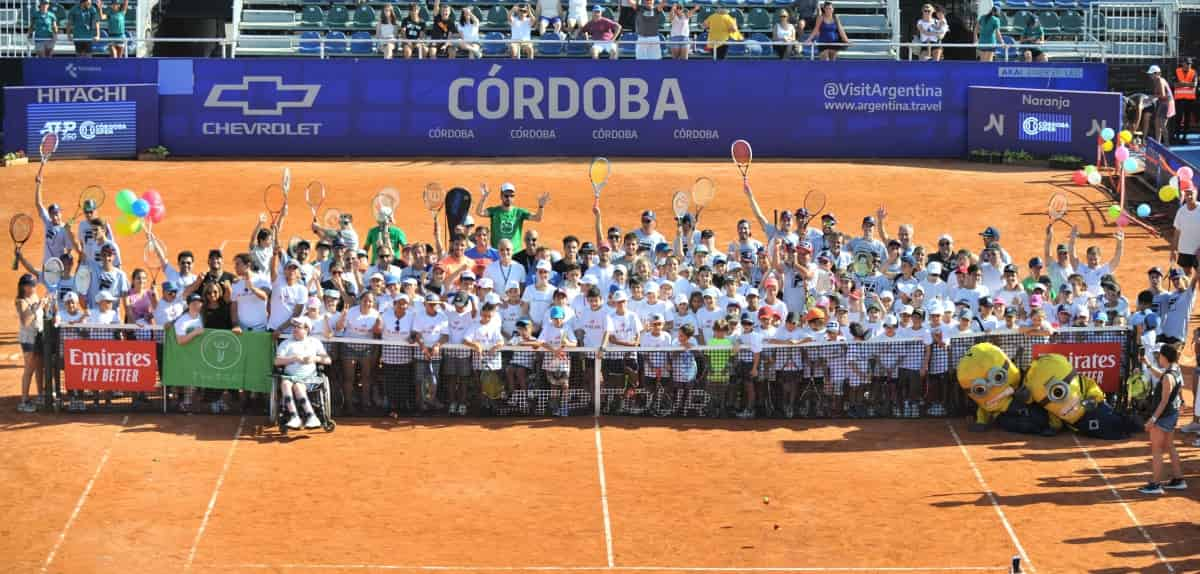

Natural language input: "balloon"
[116,212,142,236]
[1116,214,1130,228]
[1119,130,1133,144]
[1170,176,1179,188]
[1107,205,1121,219]
[148,203,166,224]
[1102,141,1114,152]
[1087,171,1102,186]
[1115,146,1129,163]
[115,189,138,214]
[141,189,163,207]
[1101,127,1115,141]
[1085,165,1097,174]
[1180,167,1195,182]
[1072,170,1087,185]
[1160,186,1179,202]
[1123,158,1139,173]
[130,199,150,217]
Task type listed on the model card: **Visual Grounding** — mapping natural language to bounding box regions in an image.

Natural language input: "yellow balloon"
[1102,141,1114,152]
[1119,130,1133,144]
[1160,186,1179,202]
[116,213,142,236]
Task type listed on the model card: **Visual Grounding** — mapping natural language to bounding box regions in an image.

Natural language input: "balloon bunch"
[1099,128,1133,152]
[1074,164,1103,186]
[1159,167,1195,203]
[114,188,166,235]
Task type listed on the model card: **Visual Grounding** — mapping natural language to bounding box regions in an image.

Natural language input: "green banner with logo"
[163,327,274,393]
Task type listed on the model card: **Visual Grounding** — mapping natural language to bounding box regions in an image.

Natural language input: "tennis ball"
[762,496,770,504]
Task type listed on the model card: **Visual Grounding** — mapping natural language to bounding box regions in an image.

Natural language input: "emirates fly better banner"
[64,339,159,392]
[1032,342,1123,393]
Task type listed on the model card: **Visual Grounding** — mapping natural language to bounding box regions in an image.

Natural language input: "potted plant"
[1002,149,1035,164]
[987,150,1004,164]
[3,150,28,166]
[1048,154,1084,170]
[968,149,991,163]
[138,145,170,161]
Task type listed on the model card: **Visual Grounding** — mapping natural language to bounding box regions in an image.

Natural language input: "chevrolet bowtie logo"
[203,76,321,117]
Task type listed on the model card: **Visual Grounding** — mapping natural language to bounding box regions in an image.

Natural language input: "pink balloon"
[1116,213,1130,227]
[148,204,166,224]
[141,189,163,206]
[1179,167,1194,182]
[1114,146,1129,163]
[1072,170,1087,185]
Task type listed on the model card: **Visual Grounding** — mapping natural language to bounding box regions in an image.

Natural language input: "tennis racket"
[691,177,716,219]
[305,180,326,219]
[264,183,286,228]
[423,182,445,217]
[35,131,59,183]
[804,190,827,220]
[323,208,343,229]
[9,213,33,270]
[144,236,164,286]
[731,139,752,182]
[372,187,399,221]
[671,190,690,221]
[282,167,292,197]
[288,234,305,257]
[69,185,106,226]
[44,257,64,289]
[589,157,611,208]
[74,263,92,298]
[1048,192,1069,228]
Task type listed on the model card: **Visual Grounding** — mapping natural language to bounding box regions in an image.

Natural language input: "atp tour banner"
[966,86,1122,160]
[2,83,159,158]
[22,58,1107,157]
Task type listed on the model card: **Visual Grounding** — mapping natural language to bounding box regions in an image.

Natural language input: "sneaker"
[16,401,35,413]
[1164,478,1188,491]
[736,409,755,420]
[1181,421,1200,434]
[460,404,469,416]
[304,414,321,429]
[1137,482,1164,495]
[1193,437,1200,448]
[783,406,795,419]
[286,414,302,430]
[210,401,221,414]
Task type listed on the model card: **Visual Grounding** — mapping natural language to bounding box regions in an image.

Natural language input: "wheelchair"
[268,366,336,436]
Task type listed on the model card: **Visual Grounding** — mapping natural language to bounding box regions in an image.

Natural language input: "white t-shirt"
[1076,263,1111,297]
[342,307,380,339]
[522,283,555,325]
[412,311,449,352]
[381,309,414,343]
[1173,202,1200,255]
[916,18,944,42]
[572,305,614,347]
[173,312,204,338]
[277,336,327,378]
[670,13,690,37]
[500,301,523,336]
[460,21,480,42]
[774,21,795,41]
[465,318,505,370]
[38,207,72,262]
[608,309,643,347]
[153,297,186,327]
[511,15,533,40]
[640,330,674,373]
[446,306,475,344]
[231,277,271,330]
[268,279,309,330]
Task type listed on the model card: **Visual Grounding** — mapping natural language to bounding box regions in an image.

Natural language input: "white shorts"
[568,7,586,24]
[593,41,617,54]
[636,36,661,60]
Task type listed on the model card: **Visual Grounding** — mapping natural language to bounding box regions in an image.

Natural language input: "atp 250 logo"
[40,119,129,142]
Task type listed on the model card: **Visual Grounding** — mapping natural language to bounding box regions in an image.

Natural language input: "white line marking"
[594,418,615,568]
[212,565,1009,572]
[946,422,1034,574]
[1071,434,1174,574]
[42,415,129,573]
[185,415,246,571]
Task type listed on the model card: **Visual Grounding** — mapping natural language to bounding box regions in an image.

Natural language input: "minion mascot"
[1024,354,1141,439]
[957,343,1056,436]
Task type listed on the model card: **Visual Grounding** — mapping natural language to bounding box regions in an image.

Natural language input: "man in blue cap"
[979,226,1012,265]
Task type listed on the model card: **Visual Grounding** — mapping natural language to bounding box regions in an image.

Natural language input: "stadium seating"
[350,30,375,53]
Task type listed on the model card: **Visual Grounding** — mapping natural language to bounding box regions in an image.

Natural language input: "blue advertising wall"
[966,86,1122,159]
[19,58,1108,158]
[1144,137,1198,187]
[3,83,159,159]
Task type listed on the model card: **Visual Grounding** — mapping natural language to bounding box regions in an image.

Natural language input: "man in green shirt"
[67,0,100,57]
[103,0,129,58]
[29,0,57,57]
[364,206,407,264]
[475,182,548,253]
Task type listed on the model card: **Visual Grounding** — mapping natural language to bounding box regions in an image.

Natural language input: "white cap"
[291,316,312,329]
[463,215,475,226]
[484,292,502,305]
[674,294,689,305]
[901,305,914,315]
[880,290,894,300]
[368,272,385,282]
[703,287,721,298]
[611,290,629,302]
[97,291,117,302]
[938,233,953,243]
[643,281,658,292]
[613,264,627,274]
[746,287,760,297]
[478,277,494,289]
[506,280,522,291]
[1147,64,1162,74]
[377,206,394,220]
[580,275,597,285]
[500,182,516,193]
[536,260,552,271]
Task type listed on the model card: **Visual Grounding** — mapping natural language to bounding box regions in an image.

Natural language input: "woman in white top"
[457,7,482,58]
[377,4,399,59]
[15,274,44,413]
[509,4,535,59]
[915,4,948,61]
[667,2,699,60]
[336,291,382,414]
[773,9,803,59]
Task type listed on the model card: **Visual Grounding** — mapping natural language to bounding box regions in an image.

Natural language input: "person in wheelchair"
[274,316,332,430]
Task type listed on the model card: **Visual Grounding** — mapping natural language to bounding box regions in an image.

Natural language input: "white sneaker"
[304,414,321,429]
[1181,421,1200,434]
[286,414,302,429]
[449,402,458,415]
[458,404,468,416]
[16,401,34,413]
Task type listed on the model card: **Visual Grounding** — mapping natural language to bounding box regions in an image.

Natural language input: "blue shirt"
[68,4,100,38]
[31,11,56,39]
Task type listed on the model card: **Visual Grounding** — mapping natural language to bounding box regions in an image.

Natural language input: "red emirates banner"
[64,339,159,392]
[1031,342,1123,394]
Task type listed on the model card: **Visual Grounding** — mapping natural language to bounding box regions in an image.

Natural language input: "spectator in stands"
[429,1,458,59]
[773,10,802,59]
[703,6,741,60]
[580,6,621,60]
[477,183,547,251]
[102,0,129,58]
[536,0,563,35]
[29,0,58,58]
[975,6,1002,62]
[268,257,307,331]
[633,0,662,60]
[457,7,483,58]
[1136,344,1187,494]
[509,4,536,59]
[124,269,153,325]
[150,281,185,328]
[805,1,848,61]
[666,4,699,60]
[1175,58,1196,144]
[566,0,589,35]
[1019,14,1046,63]
[1067,227,1123,297]
[1148,65,1176,144]
[377,4,399,59]
[67,0,100,57]
[413,294,448,412]
[916,4,947,61]
[338,291,382,414]
[275,316,331,430]
[401,2,427,59]
[15,274,44,413]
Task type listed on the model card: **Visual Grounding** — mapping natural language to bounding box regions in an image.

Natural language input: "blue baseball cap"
[549,306,566,319]
[384,274,399,286]
[592,4,603,11]
[162,281,179,292]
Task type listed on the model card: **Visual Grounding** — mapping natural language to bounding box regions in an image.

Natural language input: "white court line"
[42,415,129,573]
[185,415,246,571]
[214,564,1009,572]
[1071,435,1174,574]
[946,423,1034,574]
[593,418,615,568]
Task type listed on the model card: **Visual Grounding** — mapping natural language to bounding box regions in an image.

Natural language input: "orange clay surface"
[0,158,1196,573]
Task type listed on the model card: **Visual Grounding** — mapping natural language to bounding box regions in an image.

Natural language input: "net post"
[593,348,602,417]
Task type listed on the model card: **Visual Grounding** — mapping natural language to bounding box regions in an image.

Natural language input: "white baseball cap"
[536,260,552,271]
[1147,65,1161,74]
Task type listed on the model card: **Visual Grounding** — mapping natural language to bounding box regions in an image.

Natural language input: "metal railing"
[1086,0,1179,60]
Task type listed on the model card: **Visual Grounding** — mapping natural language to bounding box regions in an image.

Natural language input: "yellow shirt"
[704,13,742,47]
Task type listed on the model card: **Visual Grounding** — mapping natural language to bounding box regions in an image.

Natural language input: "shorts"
[539,15,561,25]
[282,374,324,393]
[20,342,38,353]
[1177,253,1197,271]
[1024,47,1043,58]
[635,36,661,60]
[73,40,93,53]
[977,43,997,53]
[593,41,617,54]
[512,40,534,52]
[816,43,844,52]
[36,39,55,53]
[898,368,921,388]
[442,353,472,377]
[1155,411,1179,432]
[668,35,688,49]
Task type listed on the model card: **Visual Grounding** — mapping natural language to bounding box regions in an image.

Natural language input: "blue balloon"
[130,198,150,217]
[1101,127,1115,141]
[1123,157,1138,172]
[1137,203,1151,218]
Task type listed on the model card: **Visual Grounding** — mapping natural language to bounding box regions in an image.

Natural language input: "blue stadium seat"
[692,30,710,55]
[1059,10,1083,34]
[999,34,1018,60]
[482,31,508,56]
[1038,11,1060,33]
[729,8,745,28]
[350,30,374,53]
[726,38,746,56]
[301,5,325,27]
[746,32,770,57]
[1031,0,1055,9]
[353,4,376,27]
[298,31,322,54]
[745,0,772,5]
[325,30,348,53]
[567,37,590,56]
[1053,0,1077,7]
[326,4,349,27]
[719,0,742,6]
[618,31,636,57]
[484,5,508,29]
[91,29,109,54]
[538,31,563,55]
[1004,0,1031,7]
[745,7,770,31]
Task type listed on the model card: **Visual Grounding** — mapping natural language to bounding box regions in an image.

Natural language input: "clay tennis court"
[0,158,1197,573]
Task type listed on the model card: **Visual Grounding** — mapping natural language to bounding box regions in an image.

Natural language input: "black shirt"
[402,17,425,40]
[202,302,234,330]
[429,14,457,40]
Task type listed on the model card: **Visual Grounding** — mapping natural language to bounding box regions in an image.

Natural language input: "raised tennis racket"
[10,213,33,270]
[323,208,343,229]
[305,180,327,219]
[731,139,753,182]
[69,185,106,226]
[691,177,716,219]
[74,263,92,298]
[423,182,445,218]
[35,131,59,183]
[264,183,286,228]
[282,167,292,197]
[288,234,305,257]
[1048,192,1069,227]
[672,190,690,221]
[372,187,399,221]
[589,157,611,208]
[804,190,827,220]
[143,235,164,285]
[43,257,64,289]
